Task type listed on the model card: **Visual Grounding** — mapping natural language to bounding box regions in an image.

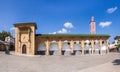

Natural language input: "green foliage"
[116,44,120,48]
[0,30,12,41]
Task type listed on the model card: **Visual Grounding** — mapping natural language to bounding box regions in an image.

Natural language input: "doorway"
[22,44,26,54]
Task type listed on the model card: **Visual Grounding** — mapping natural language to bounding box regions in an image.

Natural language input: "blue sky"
[0,0,120,42]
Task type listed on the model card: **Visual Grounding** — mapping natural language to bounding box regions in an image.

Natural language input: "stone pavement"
[79,62,120,72]
[0,52,120,72]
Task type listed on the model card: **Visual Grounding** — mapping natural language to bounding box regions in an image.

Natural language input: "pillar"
[106,39,109,54]
[15,27,18,54]
[30,26,35,55]
[45,40,50,55]
[81,40,85,55]
[99,39,102,55]
[18,32,21,54]
[15,27,20,54]
[28,41,30,54]
[58,40,62,55]
[28,29,30,54]
[91,40,94,55]
[70,40,74,54]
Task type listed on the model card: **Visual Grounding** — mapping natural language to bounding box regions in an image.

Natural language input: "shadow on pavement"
[112,59,120,65]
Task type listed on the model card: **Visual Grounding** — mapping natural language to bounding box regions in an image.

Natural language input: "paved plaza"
[0,52,120,72]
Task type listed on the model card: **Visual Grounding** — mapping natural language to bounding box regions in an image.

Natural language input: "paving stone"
[0,52,120,72]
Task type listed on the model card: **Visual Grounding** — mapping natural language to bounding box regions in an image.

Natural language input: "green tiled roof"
[36,34,110,37]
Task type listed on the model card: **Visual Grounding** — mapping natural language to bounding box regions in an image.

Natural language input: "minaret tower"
[90,16,96,34]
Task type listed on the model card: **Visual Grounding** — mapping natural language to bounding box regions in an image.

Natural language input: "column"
[70,40,74,54]
[106,39,109,54]
[16,27,21,54]
[15,27,18,54]
[18,30,21,54]
[99,39,102,55]
[45,40,50,55]
[31,26,35,55]
[28,41,30,54]
[81,40,85,55]
[58,40,62,55]
[91,40,94,55]
[28,29,31,54]
[20,34,22,54]
[28,29,30,42]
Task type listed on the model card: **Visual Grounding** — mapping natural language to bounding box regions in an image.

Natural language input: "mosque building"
[14,16,110,55]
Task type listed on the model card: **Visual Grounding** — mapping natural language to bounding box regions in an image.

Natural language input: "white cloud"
[49,32,57,34]
[57,28,67,33]
[64,22,73,28]
[49,28,68,34]
[49,22,73,34]
[10,27,15,30]
[99,21,112,28]
[107,7,117,13]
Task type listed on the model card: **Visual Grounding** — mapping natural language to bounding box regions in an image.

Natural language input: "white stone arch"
[49,40,58,50]
[101,40,107,54]
[84,40,91,54]
[62,40,70,51]
[37,40,46,55]
[49,40,59,55]
[94,40,100,54]
[84,40,90,50]
[62,40,71,55]
[37,40,46,51]
[101,39,107,54]
[94,40,100,49]
[73,40,82,55]
[102,40,107,50]
[74,41,81,50]
[102,40,106,45]
[95,40,99,44]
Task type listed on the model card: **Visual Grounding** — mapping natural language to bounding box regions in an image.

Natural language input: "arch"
[22,44,26,54]
[62,40,71,55]
[95,40,99,44]
[49,40,59,55]
[73,41,82,55]
[94,40,100,54]
[84,40,91,54]
[37,41,46,55]
[102,40,107,54]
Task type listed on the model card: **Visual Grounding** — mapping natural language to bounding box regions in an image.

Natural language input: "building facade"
[114,36,120,45]
[14,23,36,55]
[14,23,110,55]
[109,36,120,52]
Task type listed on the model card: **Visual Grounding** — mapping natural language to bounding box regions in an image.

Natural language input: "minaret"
[90,16,96,34]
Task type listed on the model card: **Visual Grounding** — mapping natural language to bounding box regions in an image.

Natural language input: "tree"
[116,44,120,48]
[0,30,12,41]
[115,44,120,52]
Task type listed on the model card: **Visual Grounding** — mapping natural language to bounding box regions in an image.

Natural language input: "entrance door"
[22,44,26,54]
